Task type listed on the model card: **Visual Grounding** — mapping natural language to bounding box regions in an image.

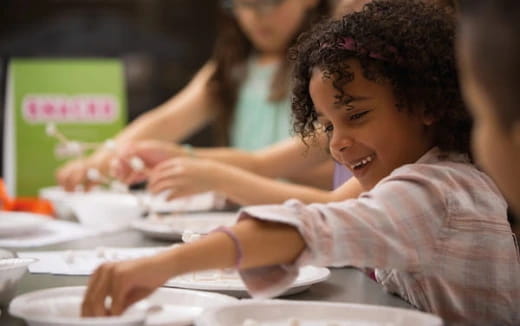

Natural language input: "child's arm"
[237,172,445,274]
[147,157,362,205]
[113,135,335,189]
[191,136,330,179]
[56,62,216,191]
[81,218,305,317]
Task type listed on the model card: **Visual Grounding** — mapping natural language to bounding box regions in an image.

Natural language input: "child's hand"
[81,255,170,317]
[56,153,110,191]
[111,140,184,184]
[147,157,222,200]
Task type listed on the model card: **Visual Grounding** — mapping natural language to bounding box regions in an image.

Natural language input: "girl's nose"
[329,130,354,154]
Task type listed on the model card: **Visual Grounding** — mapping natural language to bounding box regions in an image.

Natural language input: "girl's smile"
[309,59,435,190]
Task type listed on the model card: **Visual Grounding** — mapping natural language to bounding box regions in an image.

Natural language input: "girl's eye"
[324,124,334,134]
[349,111,369,121]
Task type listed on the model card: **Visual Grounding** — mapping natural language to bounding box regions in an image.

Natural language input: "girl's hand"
[81,255,171,317]
[147,157,223,200]
[56,152,111,191]
[111,140,185,185]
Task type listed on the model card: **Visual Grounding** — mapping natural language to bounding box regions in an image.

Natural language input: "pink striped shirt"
[238,148,520,325]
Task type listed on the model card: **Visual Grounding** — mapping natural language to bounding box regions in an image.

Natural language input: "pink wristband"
[212,226,243,269]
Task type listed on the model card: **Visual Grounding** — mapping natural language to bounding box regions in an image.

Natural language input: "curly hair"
[290,0,471,155]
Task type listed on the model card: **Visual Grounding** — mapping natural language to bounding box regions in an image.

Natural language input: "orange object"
[0,179,55,217]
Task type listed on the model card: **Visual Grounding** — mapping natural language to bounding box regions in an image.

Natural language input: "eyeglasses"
[221,0,288,14]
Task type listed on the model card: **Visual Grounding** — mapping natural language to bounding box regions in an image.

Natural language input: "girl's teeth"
[352,155,373,169]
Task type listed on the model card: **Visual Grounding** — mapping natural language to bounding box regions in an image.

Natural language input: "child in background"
[82,1,520,324]
[457,0,520,237]
[56,0,332,191]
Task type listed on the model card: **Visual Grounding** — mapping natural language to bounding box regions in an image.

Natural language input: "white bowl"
[0,257,38,306]
[70,192,144,232]
[9,286,146,326]
[195,300,443,326]
[39,186,77,220]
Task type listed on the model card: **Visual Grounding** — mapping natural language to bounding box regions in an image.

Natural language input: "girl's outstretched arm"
[81,218,305,317]
[56,62,216,191]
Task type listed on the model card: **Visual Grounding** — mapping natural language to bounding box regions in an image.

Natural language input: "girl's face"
[233,0,319,55]
[310,59,434,190]
[458,37,520,216]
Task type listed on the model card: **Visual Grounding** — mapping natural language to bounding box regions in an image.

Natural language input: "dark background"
[0,0,219,177]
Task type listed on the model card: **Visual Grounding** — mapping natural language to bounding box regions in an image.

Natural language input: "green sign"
[3,58,127,196]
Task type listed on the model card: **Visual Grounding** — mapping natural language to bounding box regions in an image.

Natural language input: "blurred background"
[0,0,219,176]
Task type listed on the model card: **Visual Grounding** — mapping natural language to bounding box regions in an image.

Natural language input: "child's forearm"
[193,137,331,180]
[211,163,338,205]
[158,218,306,276]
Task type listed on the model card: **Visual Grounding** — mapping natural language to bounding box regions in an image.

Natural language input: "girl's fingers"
[109,272,130,316]
[82,263,113,317]
[150,162,186,183]
[111,284,149,316]
[67,166,85,191]
[148,179,180,195]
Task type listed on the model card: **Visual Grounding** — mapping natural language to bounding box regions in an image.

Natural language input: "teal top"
[230,60,292,151]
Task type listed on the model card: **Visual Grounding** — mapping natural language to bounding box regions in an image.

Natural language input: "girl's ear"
[420,109,436,126]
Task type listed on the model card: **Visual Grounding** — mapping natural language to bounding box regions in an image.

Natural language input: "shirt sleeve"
[237,168,447,298]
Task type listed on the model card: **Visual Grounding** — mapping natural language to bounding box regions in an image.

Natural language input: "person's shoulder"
[386,151,501,200]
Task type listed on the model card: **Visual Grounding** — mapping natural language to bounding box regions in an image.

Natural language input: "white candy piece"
[182,230,202,243]
[129,156,145,171]
[45,123,57,136]
[64,250,75,264]
[110,180,128,193]
[65,141,83,156]
[103,139,117,151]
[86,168,101,181]
[96,246,107,259]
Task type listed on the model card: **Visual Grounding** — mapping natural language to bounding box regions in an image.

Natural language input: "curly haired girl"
[82,1,520,324]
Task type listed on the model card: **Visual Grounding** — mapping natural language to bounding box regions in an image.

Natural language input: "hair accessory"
[212,226,243,269]
[339,37,403,65]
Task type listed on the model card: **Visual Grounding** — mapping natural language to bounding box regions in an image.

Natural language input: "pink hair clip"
[339,37,403,65]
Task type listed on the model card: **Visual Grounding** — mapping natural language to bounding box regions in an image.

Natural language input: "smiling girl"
[82,1,520,324]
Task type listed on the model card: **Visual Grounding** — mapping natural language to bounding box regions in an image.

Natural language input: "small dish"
[0,257,38,306]
[70,192,144,232]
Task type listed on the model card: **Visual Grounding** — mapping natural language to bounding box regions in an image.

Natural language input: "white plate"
[0,212,47,237]
[9,286,237,326]
[9,286,145,326]
[195,300,443,326]
[165,266,330,298]
[145,191,226,213]
[131,212,238,241]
